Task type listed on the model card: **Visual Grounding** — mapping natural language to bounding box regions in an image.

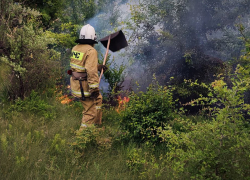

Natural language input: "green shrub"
[171,79,211,114]
[49,134,66,155]
[3,90,56,120]
[126,148,146,172]
[99,54,126,106]
[71,126,112,157]
[0,2,60,100]
[101,55,126,93]
[71,125,99,154]
[159,118,250,179]
[159,39,250,179]
[121,80,175,144]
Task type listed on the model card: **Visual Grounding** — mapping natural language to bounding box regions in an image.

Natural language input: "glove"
[67,69,72,75]
[91,89,100,99]
[97,64,108,73]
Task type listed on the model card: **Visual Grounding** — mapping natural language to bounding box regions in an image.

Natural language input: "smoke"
[85,0,250,91]
[132,0,250,82]
[84,0,139,92]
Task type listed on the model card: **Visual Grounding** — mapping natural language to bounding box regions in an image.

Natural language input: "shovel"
[99,30,128,82]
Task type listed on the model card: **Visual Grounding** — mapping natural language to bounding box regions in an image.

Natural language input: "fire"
[57,94,73,104]
[55,84,73,105]
[61,96,73,104]
[116,96,130,113]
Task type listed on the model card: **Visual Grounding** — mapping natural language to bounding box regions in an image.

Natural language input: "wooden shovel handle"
[99,35,111,83]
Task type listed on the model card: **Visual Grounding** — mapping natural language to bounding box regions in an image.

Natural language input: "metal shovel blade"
[99,30,128,52]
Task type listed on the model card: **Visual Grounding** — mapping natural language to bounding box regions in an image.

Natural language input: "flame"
[55,84,73,105]
[57,94,73,104]
[61,97,73,104]
[116,96,130,113]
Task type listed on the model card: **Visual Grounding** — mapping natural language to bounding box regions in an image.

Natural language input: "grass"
[0,94,144,180]
[2,90,249,180]
[0,98,205,180]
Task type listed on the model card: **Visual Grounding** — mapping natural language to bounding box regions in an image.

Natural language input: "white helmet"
[79,24,97,40]
[76,24,98,44]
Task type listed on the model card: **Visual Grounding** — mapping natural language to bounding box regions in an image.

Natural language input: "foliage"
[126,0,249,86]
[121,79,175,144]
[47,22,79,49]
[191,51,250,120]
[0,61,11,101]
[1,1,250,179]
[0,98,80,179]
[159,117,250,179]
[129,0,250,59]
[71,125,112,157]
[15,0,66,27]
[0,2,60,100]
[171,79,211,114]
[62,0,97,25]
[102,55,126,93]
[0,96,140,180]
[126,147,164,179]
[99,54,126,105]
[2,90,56,121]
[157,39,250,179]
[49,133,66,155]
[170,49,230,114]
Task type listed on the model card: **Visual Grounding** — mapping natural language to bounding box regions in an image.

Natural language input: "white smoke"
[87,0,250,92]
[85,0,140,92]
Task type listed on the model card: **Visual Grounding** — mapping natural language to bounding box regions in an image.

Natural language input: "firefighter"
[69,24,107,131]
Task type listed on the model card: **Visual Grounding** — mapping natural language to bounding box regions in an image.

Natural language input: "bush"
[0,2,61,100]
[126,147,164,179]
[3,90,56,120]
[172,79,210,114]
[159,39,250,179]
[99,54,126,106]
[159,118,250,179]
[121,80,175,144]
[71,125,112,157]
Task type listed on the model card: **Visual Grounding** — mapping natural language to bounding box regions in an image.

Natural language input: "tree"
[61,0,96,25]
[0,1,60,100]
[127,0,250,84]
[15,0,66,28]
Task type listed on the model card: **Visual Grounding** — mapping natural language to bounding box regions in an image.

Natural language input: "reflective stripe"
[71,90,81,97]
[89,83,99,88]
[70,63,86,71]
[96,106,102,110]
[71,51,84,61]
[84,92,91,97]
[71,90,91,97]
[81,123,87,127]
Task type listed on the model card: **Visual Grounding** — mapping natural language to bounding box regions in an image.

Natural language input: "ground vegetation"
[1,1,250,179]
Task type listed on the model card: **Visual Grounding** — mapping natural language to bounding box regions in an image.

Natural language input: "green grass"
[0,95,143,180]
[1,92,250,180]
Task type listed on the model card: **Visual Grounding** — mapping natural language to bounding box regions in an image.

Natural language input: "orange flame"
[55,84,73,105]
[57,94,73,104]
[61,97,73,104]
[116,96,130,113]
